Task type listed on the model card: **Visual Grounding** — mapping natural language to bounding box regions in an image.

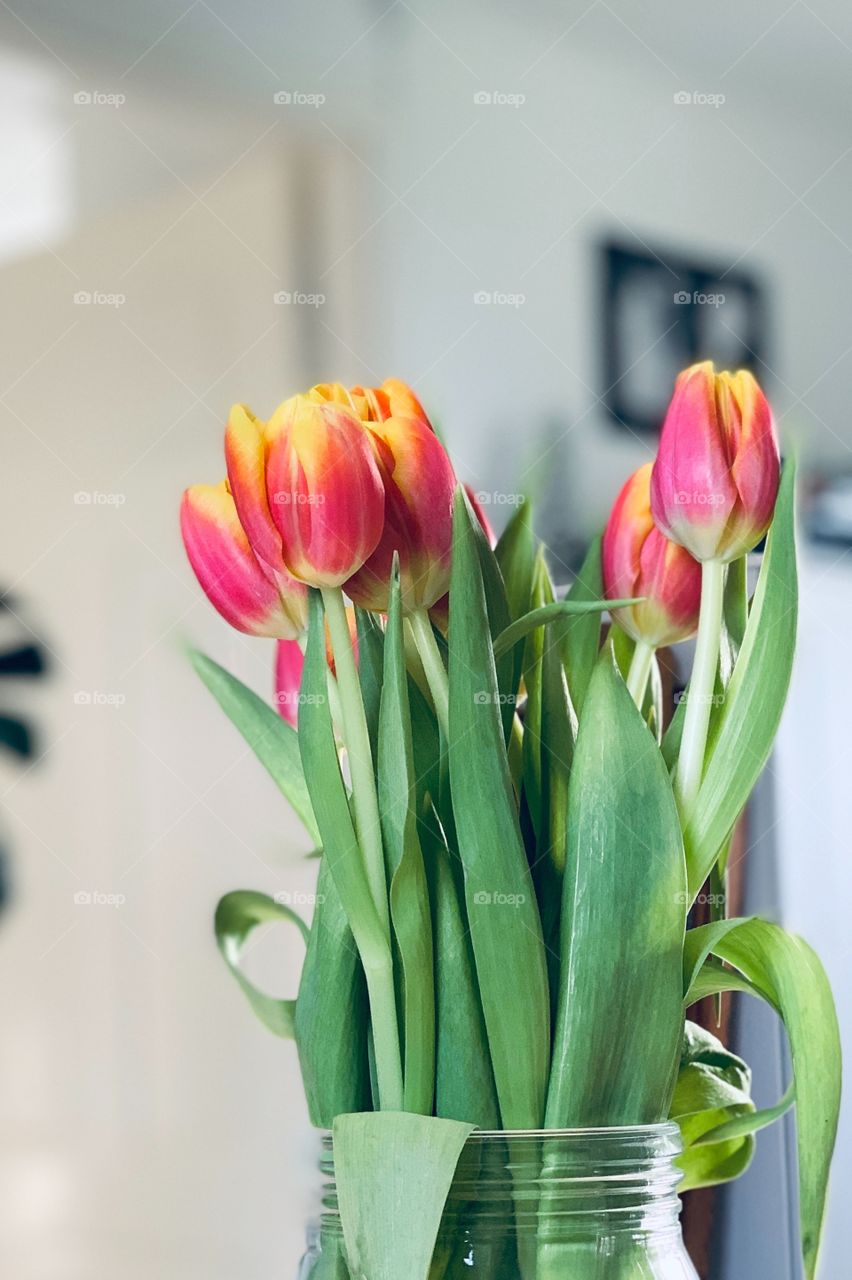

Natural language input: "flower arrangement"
[181,365,840,1279]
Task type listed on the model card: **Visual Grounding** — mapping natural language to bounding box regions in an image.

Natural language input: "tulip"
[263,394,386,588]
[603,464,701,650]
[650,361,780,564]
[180,482,307,638]
[345,414,456,614]
[650,362,779,814]
[308,378,428,426]
[603,463,701,709]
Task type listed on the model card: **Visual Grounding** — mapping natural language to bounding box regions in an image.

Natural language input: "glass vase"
[299,1123,699,1279]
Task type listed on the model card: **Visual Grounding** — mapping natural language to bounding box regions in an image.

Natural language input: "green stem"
[321,588,390,932]
[321,587,403,1110]
[407,610,450,738]
[625,639,654,709]
[676,559,726,817]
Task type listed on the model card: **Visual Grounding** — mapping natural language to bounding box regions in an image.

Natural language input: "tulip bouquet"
[181,365,840,1280]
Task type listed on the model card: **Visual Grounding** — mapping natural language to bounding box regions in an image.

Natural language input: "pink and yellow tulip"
[227,394,386,589]
[603,463,701,648]
[180,481,307,638]
[650,361,779,563]
[345,413,457,613]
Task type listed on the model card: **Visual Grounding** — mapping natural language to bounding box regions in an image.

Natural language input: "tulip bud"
[264,395,385,587]
[180,482,307,638]
[650,361,780,563]
[603,463,701,647]
[345,414,457,613]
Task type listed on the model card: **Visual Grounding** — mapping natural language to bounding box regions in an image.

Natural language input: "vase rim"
[315,1121,680,1136]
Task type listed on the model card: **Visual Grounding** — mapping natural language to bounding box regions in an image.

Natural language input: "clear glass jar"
[300,1124,699,1279]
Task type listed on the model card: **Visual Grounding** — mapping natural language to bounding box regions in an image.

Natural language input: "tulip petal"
[181,483,303,638]
[651,362,738,561]
[346,415,456,613]
[274,639,305,726]
[225,404,285,577]
[604,464,701,646]
[266,398,385,587]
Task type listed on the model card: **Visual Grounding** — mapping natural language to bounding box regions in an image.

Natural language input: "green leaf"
[562,535,605,717]
[214,890,308,1038]
[333,1112,474,1280]
[295,858,372,1126]
[492,598,637,662]
[378,560,435,1115]
[356,607,385,760]
[682,917,840,1279]
[684,460,798,896]
[494,496,536,623]
[546,648,686,1126]
[467,492,519,741]
[299,591,401,1108]
[520,550,555,842]
[190,649,318,845]
[448,489,550,1129]
[671,1022,756,1190]
[420,804,500,1128]
[535,616,575,1009]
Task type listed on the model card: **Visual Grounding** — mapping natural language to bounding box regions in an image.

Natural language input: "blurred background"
[1,1,851,1276]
